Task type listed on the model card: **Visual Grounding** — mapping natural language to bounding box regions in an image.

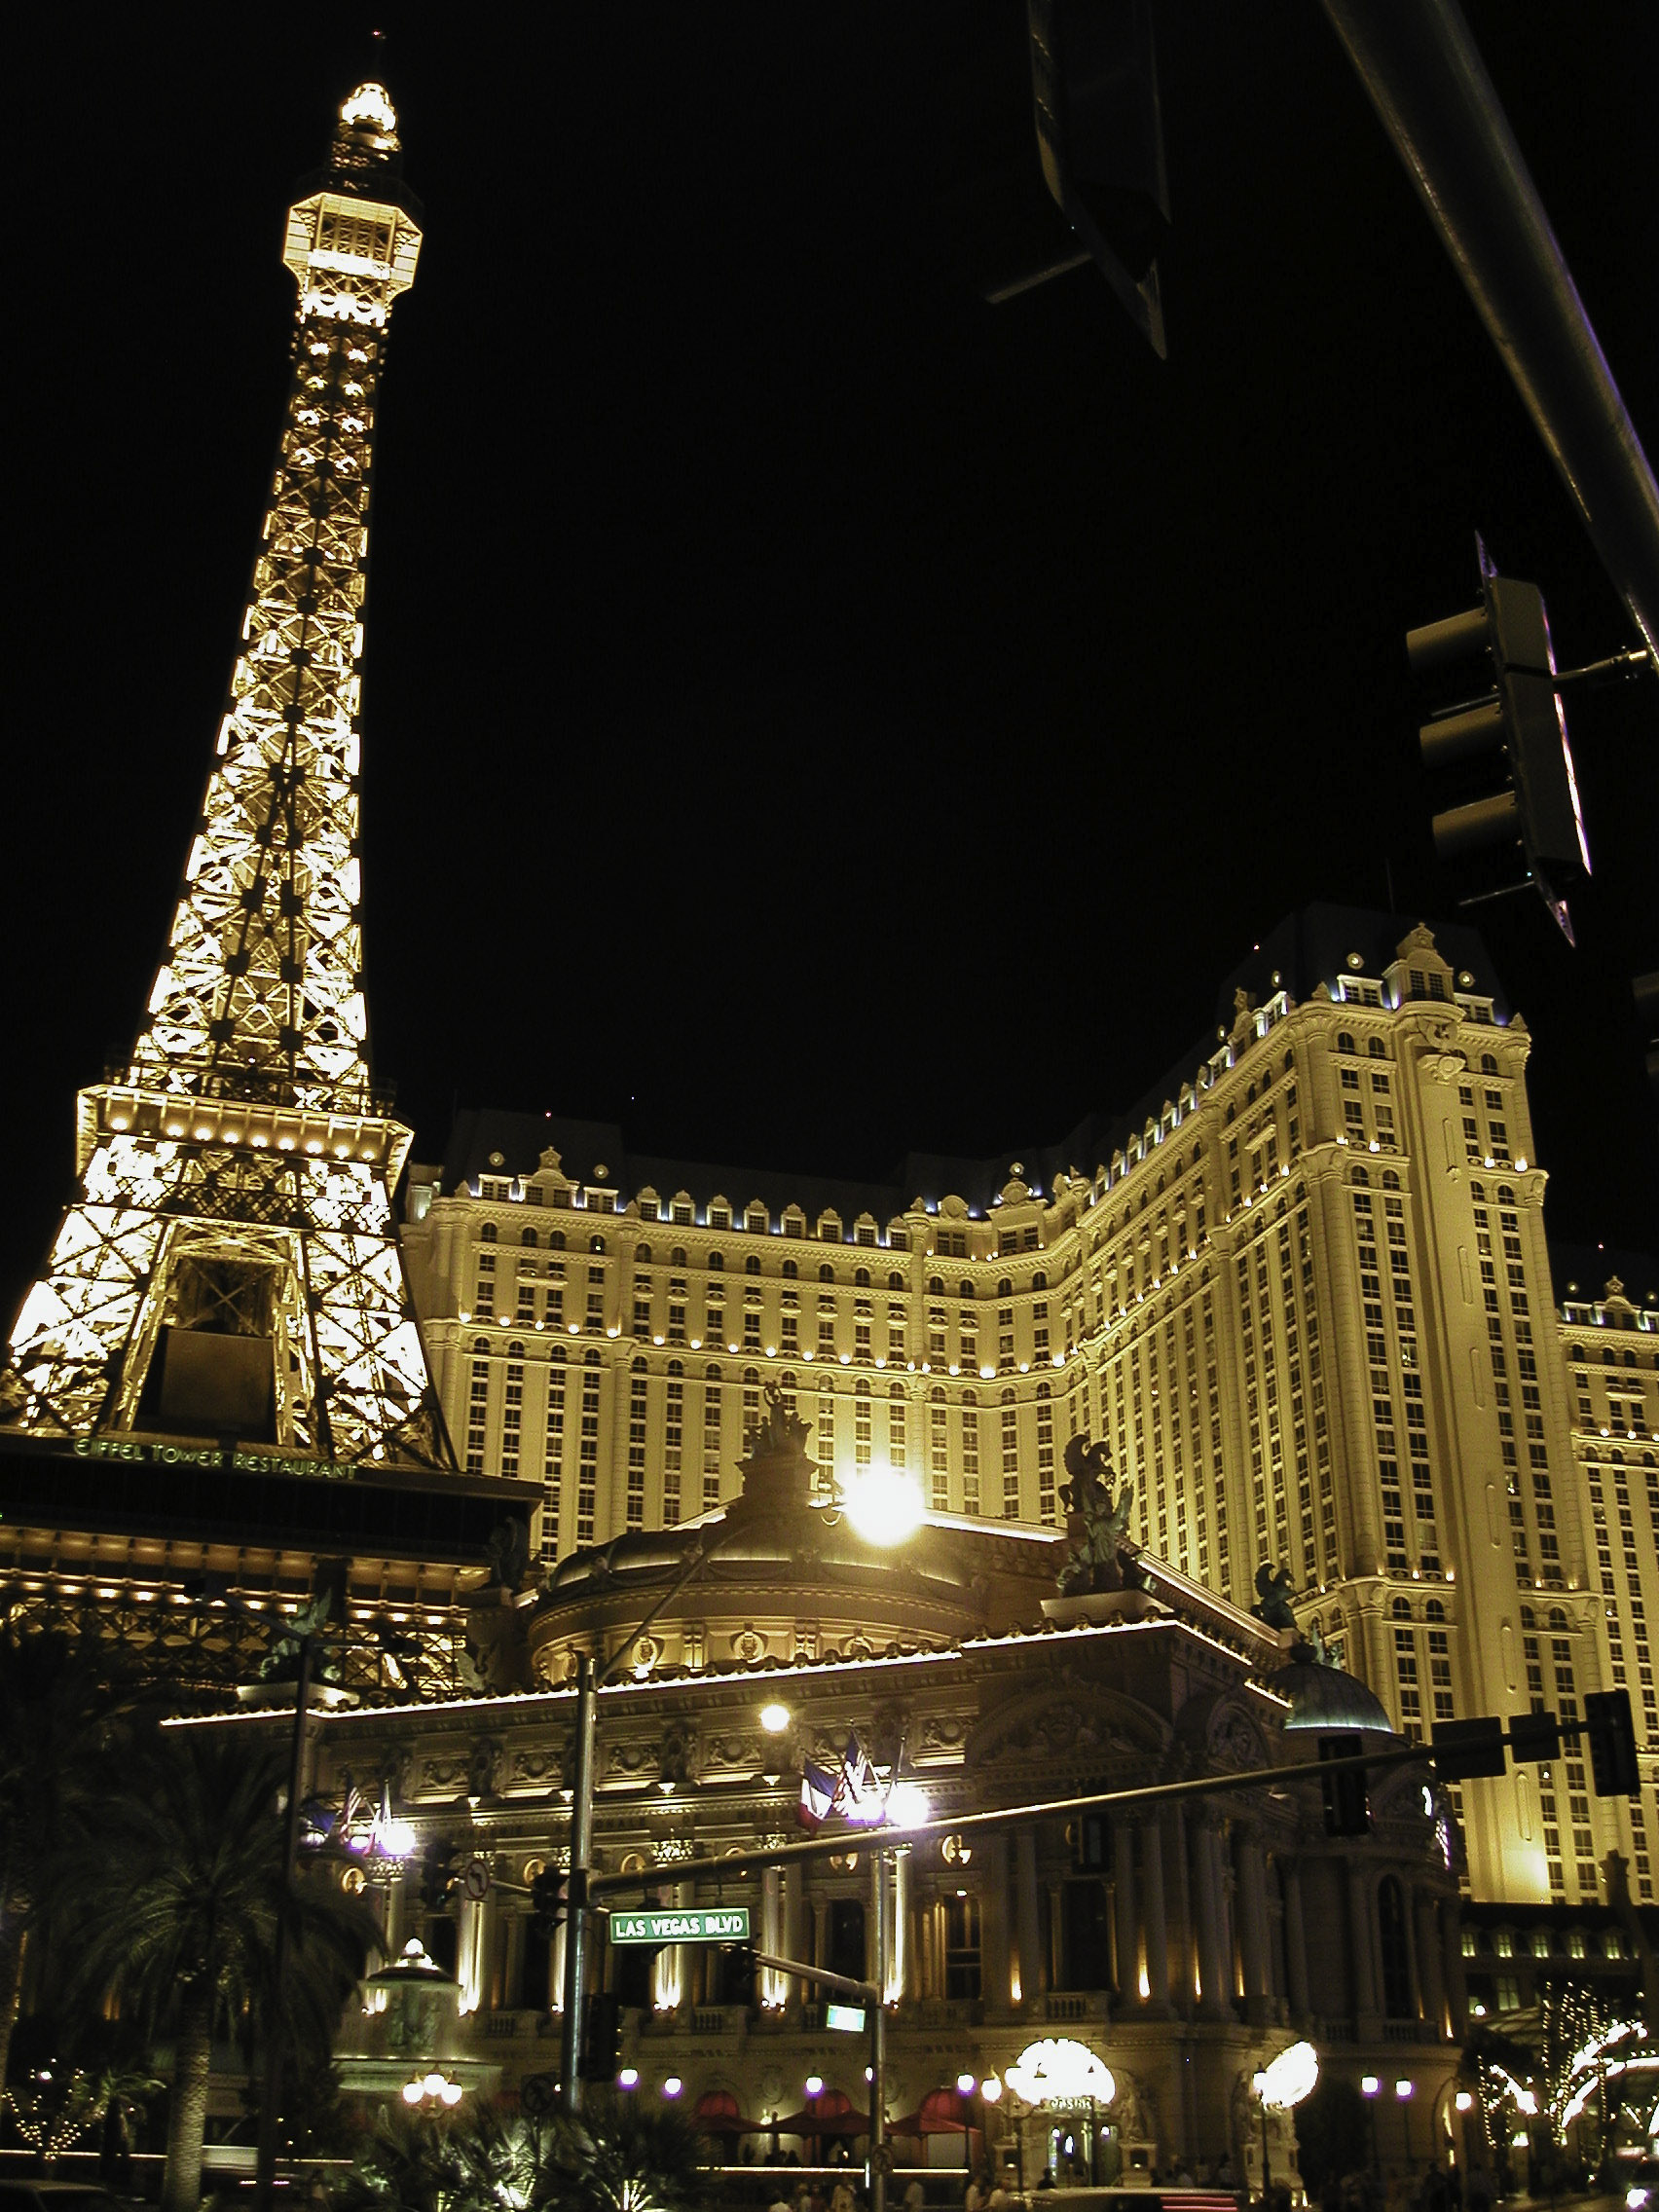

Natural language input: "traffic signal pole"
[558,1649,598,2117]
[558,1507,771,2114]
[1317,0,1659,669]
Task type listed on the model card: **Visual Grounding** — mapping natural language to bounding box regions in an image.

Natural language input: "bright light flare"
[885,1782,932,1830]
[1258,2042,1319,2110]
[759,1701,792,1735]
[842,1464,925,1546]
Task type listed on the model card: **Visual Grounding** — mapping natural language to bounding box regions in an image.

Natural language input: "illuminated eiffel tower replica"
[0,83,526,1697]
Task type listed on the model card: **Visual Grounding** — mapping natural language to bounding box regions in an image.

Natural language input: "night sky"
[5,6,1655,1332]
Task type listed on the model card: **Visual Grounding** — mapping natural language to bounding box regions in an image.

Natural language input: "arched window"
[1382,1169,1400,1190]
[709,1251,724,1272]
[480,1223,498,1243]
[630,1354,646,1375]
[783,1259,798,1279]
[1353,1166,1370,1186]
[928,1275,943,1296]
[705,1362,721,1382]
[855,1268,871,1288]
[551,1344,567,1365]
[589,1235,607,1255]
[1338,1031,1356,1054]
[1033,1272,1048,1291]
[635,1242,654,1266]
[1391,1597,1412,1619]
[471,1337,489,1352]
[549,1230,566,1251]
[997,1277,1013,1298]
[508,1339,524,1356]
[746,1255,761,1275]
[521,1227,537,1247]
[1368,1037,1386,1058]
[1425,1598,1445,1621]
[887,1272,905,1291]
[958,1282,974,1301]
[668,1358,683,1377]
[1378,1876,1414,2018]
[1481,1052,1498,1074]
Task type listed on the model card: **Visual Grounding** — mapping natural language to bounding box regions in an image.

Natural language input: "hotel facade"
[401,903,1659,1922]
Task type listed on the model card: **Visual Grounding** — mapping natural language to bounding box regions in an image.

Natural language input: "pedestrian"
[904,2180,926,2212]
[966,2174,986,2212]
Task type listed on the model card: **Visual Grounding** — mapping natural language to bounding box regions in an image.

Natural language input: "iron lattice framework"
[2,84,455,1472]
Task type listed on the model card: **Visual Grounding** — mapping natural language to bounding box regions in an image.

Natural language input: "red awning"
[891,2088,977,2137]
[693,2088,767,2136]
[775,2089,870,2137]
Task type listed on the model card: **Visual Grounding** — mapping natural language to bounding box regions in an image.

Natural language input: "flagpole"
[869,1846,890,2212]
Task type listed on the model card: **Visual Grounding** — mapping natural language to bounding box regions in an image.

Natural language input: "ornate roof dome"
[1272,1655,1395,1734]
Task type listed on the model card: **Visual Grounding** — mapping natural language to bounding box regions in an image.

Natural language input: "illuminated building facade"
[195,1418,1462,2185]
[402,907,1655,1917]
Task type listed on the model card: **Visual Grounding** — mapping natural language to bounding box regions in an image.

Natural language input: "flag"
[839,1731,882,1823]
[798,1758,836,1829]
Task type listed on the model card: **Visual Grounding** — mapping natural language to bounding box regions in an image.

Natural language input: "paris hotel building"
[399,903,1659,1921]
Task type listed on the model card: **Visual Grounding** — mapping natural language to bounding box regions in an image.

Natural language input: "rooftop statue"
[1253,1561,1298,1631]
[1057,1435,1139,1596]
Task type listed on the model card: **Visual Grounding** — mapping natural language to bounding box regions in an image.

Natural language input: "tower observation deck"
[1,84,456,1475]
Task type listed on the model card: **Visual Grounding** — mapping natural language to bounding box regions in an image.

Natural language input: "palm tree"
[0,1622,140,2091]
[56,1727,379,2212]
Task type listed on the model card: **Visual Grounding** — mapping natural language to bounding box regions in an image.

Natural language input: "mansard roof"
[430,903,1515,1217]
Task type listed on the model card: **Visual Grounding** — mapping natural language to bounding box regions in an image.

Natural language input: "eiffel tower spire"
[2,81,455,1472]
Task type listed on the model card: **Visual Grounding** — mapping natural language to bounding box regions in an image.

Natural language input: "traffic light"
[1319,1733,1371,1837]
[531,1865,570,1939]
[1026,0,1171,355]
[1407,535,1591,941]
[419,1840,463,1913]
[581,1991,620,2082]
[1432,1715,1508,1782]
[1584,1688,1641,1797]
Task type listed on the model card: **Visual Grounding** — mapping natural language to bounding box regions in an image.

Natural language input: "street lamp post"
[1362,2076,1382,2175]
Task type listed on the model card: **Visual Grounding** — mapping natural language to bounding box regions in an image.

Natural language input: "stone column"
[1015,1829,1043,2009]
[760,1866,786,2011]
[1347,1866,1380,2030]
[1281,1864,1311,2022]
[784,1865,807,2011]
[1416,1894,1447,2038]
[1443,1902,1468,2037]
[383,1871,405,1958]
[1140,1816,1171,2016]
[1168,1807,1197,2012]
[890,1851,913,2006]
[1193,1815,1229,2018]
[652,1878,691,2014]
[1236,1827,1271,2023]
[550,1918,567,2011]
[1115,1823,1139,2008]
[980,1833,1013,2015]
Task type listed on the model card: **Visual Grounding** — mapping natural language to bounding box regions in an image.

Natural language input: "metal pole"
[870,1848,889,2212]
[254,1633,313,2212]
[1260,2096,1272,2203]
[1316,0,1659,668]
[559,1651,597,2116]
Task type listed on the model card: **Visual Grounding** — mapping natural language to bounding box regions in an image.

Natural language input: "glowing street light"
[1253,2042,1318,2196]
[760,1701,792,1735]
[841,1464,926,1547]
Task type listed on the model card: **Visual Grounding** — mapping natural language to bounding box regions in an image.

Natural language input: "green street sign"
[608,1906,751,1946]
